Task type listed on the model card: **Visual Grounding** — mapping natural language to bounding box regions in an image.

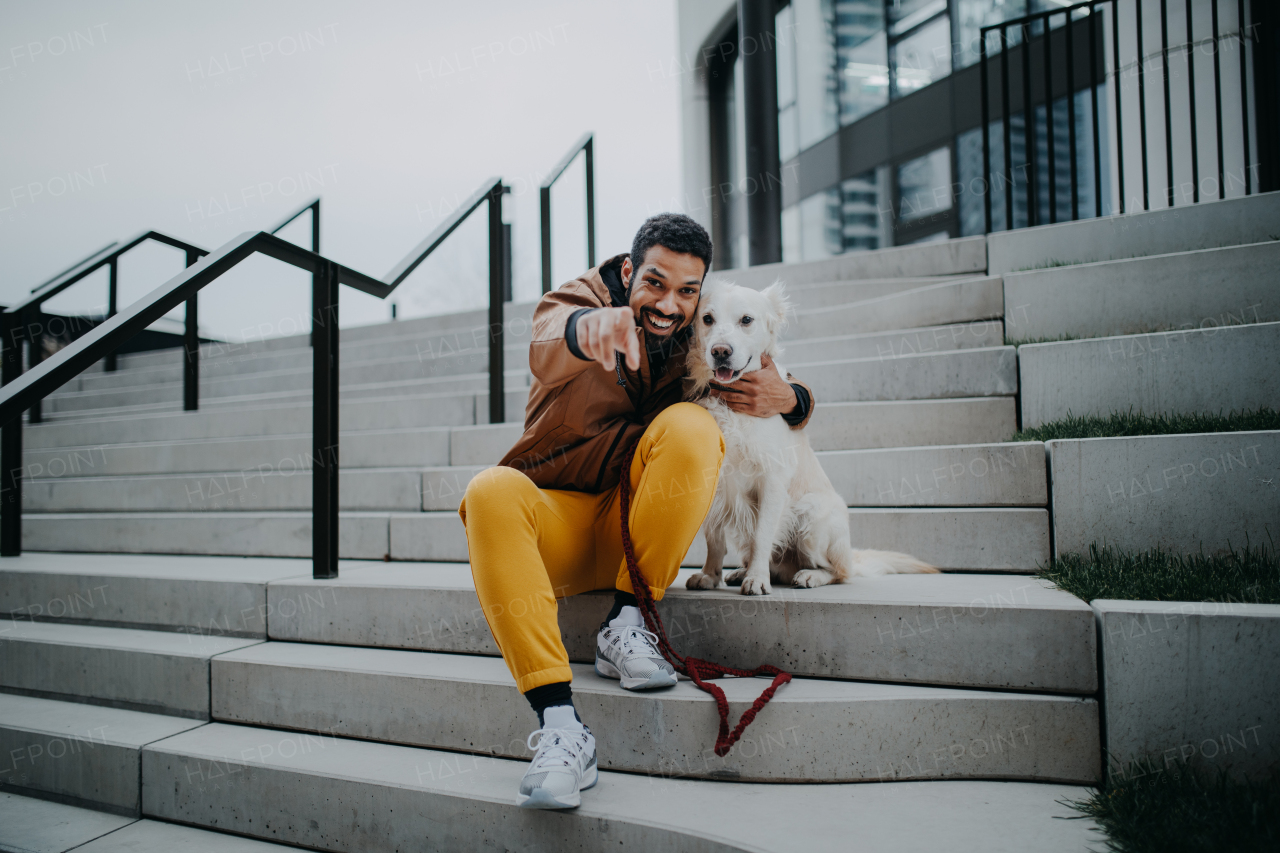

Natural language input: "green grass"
[1039,543,1280,604]
[1066,760,1280,853]
[1009,407,1280,442]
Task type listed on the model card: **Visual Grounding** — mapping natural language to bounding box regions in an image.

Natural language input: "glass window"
[890,14,951,98]
[835,1,888,125]
[887,0,948,35]
[776,4,801,162]
[793,0,840,151]
[839,170,884,251]
[897,146,953,223]
[799,188,844,261]
[952,0,1027,70]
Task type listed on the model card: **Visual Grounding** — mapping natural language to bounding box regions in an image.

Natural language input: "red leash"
[616,439,791,757]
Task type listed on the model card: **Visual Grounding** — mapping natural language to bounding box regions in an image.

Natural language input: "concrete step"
[268,564,1096,693]
[448,396,1020,468]
[988,189,1280,274]
[782,275,967,308]
[211,642,1099,783]
[24,398,468,450]
[804,398,1018,450]
[0,619,261,718]
[22,426,453,477]
[38,387,529,428]
[782,320,1004,363]
[25,468,425,513]
[390,506,1049,571]
[0,552,309,636]
[140,722,1100,852]
[421,442,1047,511]
[0,791,135,853]
[793,346,1017,402]
[790,277,1004,340]
[1048,430,1280,558]
[1003,240,1280,342]
[1018,321,1280,428]
[112,301,539,373]
[0,693,202,814]
[23,512,393,560]
[70,337,532,395]
[710,234,987,288]
[46,366,532,415]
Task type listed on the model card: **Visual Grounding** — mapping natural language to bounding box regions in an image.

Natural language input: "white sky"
[0,0,684,341]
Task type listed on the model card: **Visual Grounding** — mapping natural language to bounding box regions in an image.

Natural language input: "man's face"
[621,245,705,338]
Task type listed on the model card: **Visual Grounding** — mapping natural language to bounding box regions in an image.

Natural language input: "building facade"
[677,0,1277,271]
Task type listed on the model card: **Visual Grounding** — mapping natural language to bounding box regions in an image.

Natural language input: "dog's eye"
[740,315,753,326]
[702,314,714,325]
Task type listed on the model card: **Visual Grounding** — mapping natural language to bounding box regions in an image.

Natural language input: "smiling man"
[458,213,815,809]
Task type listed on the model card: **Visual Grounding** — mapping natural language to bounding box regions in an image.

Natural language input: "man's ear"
[760,281,790,334]
[620,256,633,286]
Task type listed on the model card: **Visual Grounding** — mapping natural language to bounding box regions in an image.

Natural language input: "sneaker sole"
[516,764,598,810]
[595,656,677,691]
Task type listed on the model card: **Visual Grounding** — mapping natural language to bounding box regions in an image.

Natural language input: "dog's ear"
[759,281,790,336]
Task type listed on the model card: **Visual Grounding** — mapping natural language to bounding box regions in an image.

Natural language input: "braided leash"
[616,438,791,757]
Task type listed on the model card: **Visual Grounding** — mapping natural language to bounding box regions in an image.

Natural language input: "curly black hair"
[629,213,713,284]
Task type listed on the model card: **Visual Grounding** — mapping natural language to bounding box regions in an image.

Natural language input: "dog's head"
[686,280,790,395]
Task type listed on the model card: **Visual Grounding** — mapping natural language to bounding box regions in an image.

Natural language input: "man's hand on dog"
[709,354,799,418]
[576,307,641,373]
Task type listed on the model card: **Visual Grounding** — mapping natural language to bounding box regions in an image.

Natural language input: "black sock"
[605,590,639,624]
[524,681,577,726]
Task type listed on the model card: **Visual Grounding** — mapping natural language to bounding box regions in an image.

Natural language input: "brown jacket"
[499,254,815,492]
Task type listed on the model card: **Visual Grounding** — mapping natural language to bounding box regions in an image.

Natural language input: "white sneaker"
[594,605,678,690]
[517,705,597,809]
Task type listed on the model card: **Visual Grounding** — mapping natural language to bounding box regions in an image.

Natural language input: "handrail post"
[488,185,506,425]
[540,184,553,294]
[26,309,43,424]
[104,258,118,372]
[310,200,320,347]
[585,136,596,268]
[1,311,23,556]
[183,250,200,411]
[312,258,340,579]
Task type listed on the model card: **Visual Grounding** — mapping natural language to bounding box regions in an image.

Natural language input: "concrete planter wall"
[1048,431,1280,557]
[1093,600,1280,781]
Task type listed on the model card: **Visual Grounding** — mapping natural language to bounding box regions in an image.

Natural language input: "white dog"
[685,280,936,596]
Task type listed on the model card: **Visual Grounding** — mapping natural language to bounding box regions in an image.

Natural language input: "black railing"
[0,180,508,577]
[4,231,210,423]
[540,132,595,293]
[980,0,1258,233]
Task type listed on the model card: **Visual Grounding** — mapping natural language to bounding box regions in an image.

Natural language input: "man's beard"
[641,306,684,336]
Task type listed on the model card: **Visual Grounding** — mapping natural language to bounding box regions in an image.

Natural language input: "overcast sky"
[0,0,684,341]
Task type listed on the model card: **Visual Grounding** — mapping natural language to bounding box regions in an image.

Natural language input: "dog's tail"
[849,549,939,576]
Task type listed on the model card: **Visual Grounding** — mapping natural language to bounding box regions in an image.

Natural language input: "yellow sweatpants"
[459,402,724,693]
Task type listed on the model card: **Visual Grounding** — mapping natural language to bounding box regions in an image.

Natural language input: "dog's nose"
[711,344,733,361]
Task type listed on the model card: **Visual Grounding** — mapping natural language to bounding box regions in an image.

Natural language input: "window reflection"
[890,14,951,97]
[897,147,952,222]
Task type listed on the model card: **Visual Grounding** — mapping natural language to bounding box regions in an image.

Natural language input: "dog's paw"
[792,569,833,589]
[739,575,772,596]
[724,569,747,587]
[686,572,720,590]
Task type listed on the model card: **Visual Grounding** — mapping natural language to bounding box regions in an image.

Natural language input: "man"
[459,213,815,809]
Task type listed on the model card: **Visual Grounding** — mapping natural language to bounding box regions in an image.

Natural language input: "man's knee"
[650,402,721,468]
[462,465,537,517]
[653,402,723,455]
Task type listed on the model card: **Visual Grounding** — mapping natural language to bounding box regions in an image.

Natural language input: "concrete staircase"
[4,190,1278,852]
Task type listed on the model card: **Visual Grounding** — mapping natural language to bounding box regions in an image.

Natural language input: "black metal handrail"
[979,0,1257,233]
[0,180,508,578]
[5,231,210,423]
[540,132,595,293]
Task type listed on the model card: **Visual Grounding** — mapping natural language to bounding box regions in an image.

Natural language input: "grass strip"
[1039,543,1280,604]
[1066,760,1279,853]
[1010,407,1280,442]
